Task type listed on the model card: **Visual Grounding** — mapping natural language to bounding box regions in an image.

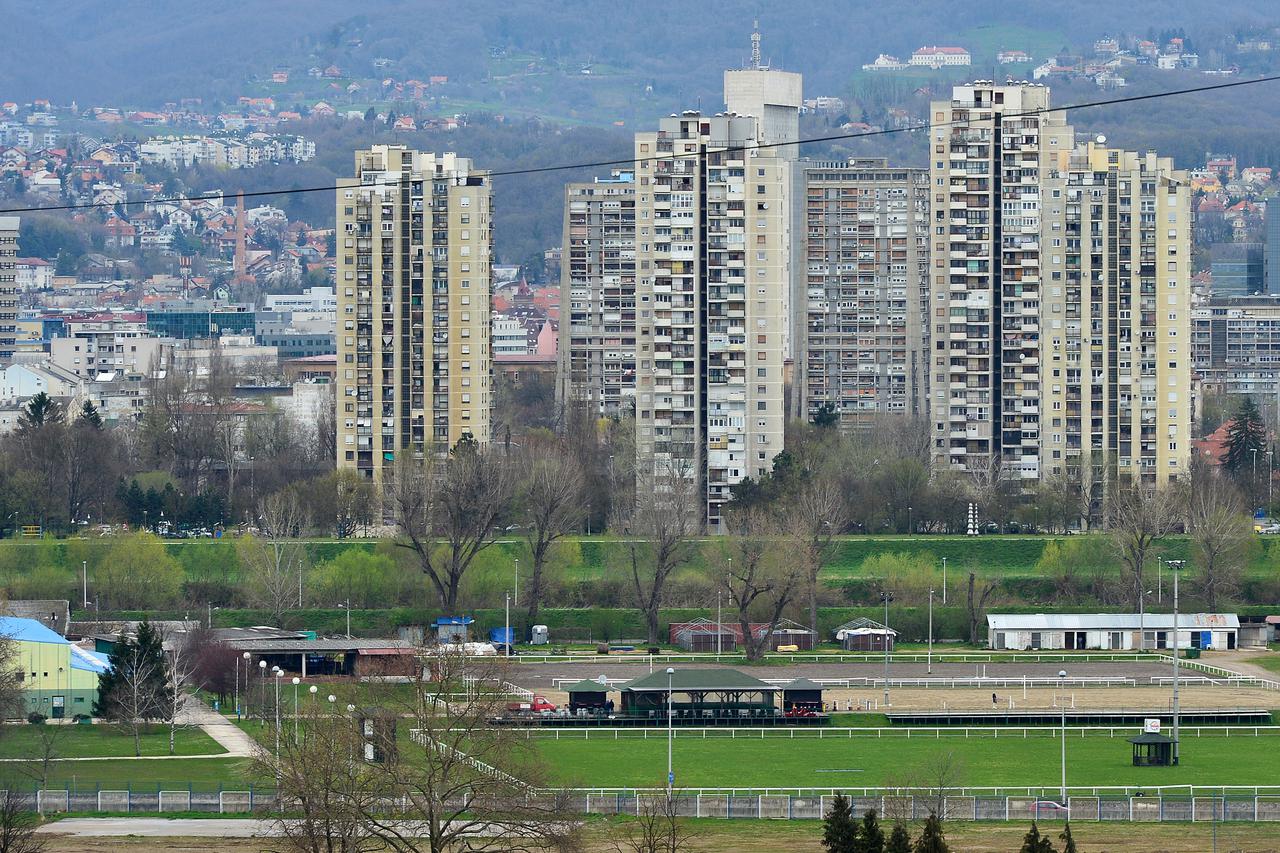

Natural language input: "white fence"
[517,724,1280,741]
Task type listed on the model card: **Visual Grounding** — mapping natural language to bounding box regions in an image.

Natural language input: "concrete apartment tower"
[1039,141,1191,490]
[723,20,804,159]
[929,82,1072,482]
[633,111,790,532]
[335,146,493,484]
[0,216,17,364]
[556,171,637,417]
[790,159,931,427]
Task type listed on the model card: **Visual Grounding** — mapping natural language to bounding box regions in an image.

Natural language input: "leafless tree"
[0,630,28,721]
[391,447,515,612]
[0,788,45,853]
[1108,483,1177,608]
[98,650,164,757]
[240,489,311,621]
[609,794,697,853]
[162,627,208,756]
[17,724,64,793]
[966,572,997,645]
[885,750,967,820]
[1184,464,1251,611]
[626,459,700,645]
[783,476,846,635]
[715,510,797,661]
[517,444,584,623]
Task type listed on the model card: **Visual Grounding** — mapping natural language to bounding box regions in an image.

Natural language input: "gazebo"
[619,668,780,723]
[1128,731,1175,766]
[564,679,612,714]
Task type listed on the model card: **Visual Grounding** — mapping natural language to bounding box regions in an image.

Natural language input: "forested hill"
[10,0,1278,107]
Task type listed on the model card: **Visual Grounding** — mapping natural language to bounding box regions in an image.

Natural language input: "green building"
[2,616,107,719]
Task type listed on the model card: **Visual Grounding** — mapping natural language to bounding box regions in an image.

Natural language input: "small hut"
[1128,731,1175,766]
[834,617,896,651]
[781,678,825,713]
[672,618,737,652]
[565,679,612,714]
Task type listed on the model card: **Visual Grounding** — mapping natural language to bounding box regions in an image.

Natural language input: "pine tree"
[857,808,885,853]
[1019,821,1057,853]
[822,794,858,853]
[885,821,912,853]
[79,400,104,430]
[1059,822,1078,853]
[1223,397,1266,473]
[911,812,950,853]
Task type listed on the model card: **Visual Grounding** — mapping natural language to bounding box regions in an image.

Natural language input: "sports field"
[534,730,1280,790]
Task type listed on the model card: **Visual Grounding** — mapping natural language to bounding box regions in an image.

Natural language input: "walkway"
[177,694,260,758]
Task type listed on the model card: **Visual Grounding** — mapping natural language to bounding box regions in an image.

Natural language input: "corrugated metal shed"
[987,613,1239,631]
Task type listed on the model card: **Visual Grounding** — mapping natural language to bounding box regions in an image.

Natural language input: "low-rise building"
[987,613,1241,651]
[2,616,108,719]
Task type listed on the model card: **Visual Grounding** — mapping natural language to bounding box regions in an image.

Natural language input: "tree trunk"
[526,540,549,624]
[808,575,818,638]
[645,607,660,647]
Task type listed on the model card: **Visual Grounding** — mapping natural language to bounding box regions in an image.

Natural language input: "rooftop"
[621,668,777,693]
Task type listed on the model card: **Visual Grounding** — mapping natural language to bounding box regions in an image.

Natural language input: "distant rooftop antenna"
[750,19,762,69]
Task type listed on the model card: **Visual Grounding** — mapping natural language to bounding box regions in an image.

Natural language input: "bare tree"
[783,476,846,635]
[98,648,164,757]
[517,444,584,623]
[1185,464,1251,611]
[966,572,997,645]
[610,794,697,853]
[391,447,515,612]
[163,627,208,756]
[626,459,700,645]
[0,788,45,853]
[715,510,798,661]
[307,469,376,539]
[1109,483,1176,608]
[239,489,311,622]
[18,724,65,793]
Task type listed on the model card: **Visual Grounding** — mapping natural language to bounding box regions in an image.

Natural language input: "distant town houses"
[908,46,971,67]
[136,132,316,169]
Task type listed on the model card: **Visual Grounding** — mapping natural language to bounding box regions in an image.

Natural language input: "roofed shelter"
[564,679,611,713]
[619,668,779,722]
[781,678,825,712]
[1129,731,1175,766]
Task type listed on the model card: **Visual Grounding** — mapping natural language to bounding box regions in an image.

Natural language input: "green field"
[535,731,1280,790]
[0,725,224,759]
[0,757,253,792]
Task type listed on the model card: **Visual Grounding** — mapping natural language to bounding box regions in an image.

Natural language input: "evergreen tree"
[1019,821,1057,853]
[911,813,950,853]
[822,794,858,853]
[79,400,104,430]
[94,620,172,721]
[1223,397,1266,473]
[857,808,885,853]
[1059,823,1078,853]
[17,392,63,431]
[885,822,911,853]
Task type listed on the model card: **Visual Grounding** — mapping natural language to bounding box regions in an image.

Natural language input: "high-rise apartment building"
[633,112,789,532]
[557,171,637,417]
[0,216,18,364]
[791,158,931,427]
[335,146,492,484]
[929,83,1190,488]
[723,22,803,159]
[1040,142,1192,489]
[1193,294,1280,397]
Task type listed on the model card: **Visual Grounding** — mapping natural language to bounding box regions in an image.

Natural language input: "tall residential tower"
[335,146,493,484]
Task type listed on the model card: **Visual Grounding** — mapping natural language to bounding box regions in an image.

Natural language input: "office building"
[1193,294,1280,397]
[557,170,637,417]
[0,217,17,363]
[1039,142,1192,489]
[336,146,492,484]
[1210,242,1264,297]
[633,112,789,532]
[791,158,930,427]
[1267,203,1280,296]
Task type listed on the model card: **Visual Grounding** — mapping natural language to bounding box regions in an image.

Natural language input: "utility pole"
[881,591,893,707]
[666,667,675,797]
[1167,559,1186,765]
[505,591,511,657]
[82,560,88,609]
[1058,669,1068,805]
[941,557,947,604]
[514,557,520,607]
[927,589,934,675]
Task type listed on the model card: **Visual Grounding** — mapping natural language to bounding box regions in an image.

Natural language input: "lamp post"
[238,651,251,720]
[514,557,520,607]
[716,587,722,656]
[298,558,303,608]
[1157,557,1162,605]
[1167,559,1186,765]
[1269,449,1275,511]
[1058,669,1068,805]
[880,591,894,708]
[258,659,267,723]
[273,668,282,762]
[1138,585,1146,652]
[927,589,934,675]
[504,591,511,657]
[339,599,351,638]
[665,667,675,797]
[82,560,88,609]
[292,677,301,745]
[941,557,948,605]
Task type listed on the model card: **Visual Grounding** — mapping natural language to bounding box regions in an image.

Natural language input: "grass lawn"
[535,731,1280,790]
[1246,654,1280,676]
[0,725,224,759]
[0,757,255,792]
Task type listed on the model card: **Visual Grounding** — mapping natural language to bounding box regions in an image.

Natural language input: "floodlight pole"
[941,557,948,605]
[927,589,934,675]
[1058,669,1068,805]
[881,592,893,707]
[666,667,675,797]
[1167,559,1185,765]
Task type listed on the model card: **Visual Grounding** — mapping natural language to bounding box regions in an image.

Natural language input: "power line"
[3,72,1278,216]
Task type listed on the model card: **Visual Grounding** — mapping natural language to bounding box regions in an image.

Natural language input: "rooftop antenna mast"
[750,19,762,69]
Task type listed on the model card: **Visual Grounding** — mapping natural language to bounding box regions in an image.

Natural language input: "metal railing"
[516,724,1280,741]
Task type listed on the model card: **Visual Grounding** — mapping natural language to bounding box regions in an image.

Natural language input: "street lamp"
[1166,559,1186,765]
[880,592,894,708]
[338,600,351,638]
[82,560,88,609]
[1269,450,1275,510]
[273,668,283,763]
[1058,669,1068,805]
[514,557,520,607]
[927,589,934,675]
[238,651,251,720]
[504,591,511,657]
[1253,448,1260,506]
[941,557,948,605]
[1138,588,1153,652]
[258,659,267,724]
[292,676,301,745]
[665,667,675,797]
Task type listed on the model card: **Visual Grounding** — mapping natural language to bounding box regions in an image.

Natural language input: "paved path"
[178,694,260,758]
[37,818,274,837]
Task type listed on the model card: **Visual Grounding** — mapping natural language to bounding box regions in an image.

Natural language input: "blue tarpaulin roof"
[70,645,108,674]
[433,617,474,626]
[0,616,69,645]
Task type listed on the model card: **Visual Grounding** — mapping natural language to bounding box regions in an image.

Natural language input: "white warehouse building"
[987,613,1242,652]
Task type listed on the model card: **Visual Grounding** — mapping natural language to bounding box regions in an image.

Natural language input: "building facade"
[1193,295,1280,397]
[557,171,637,417]
[633,112,789,532]
[336,146,493,484]
[0,216,17,363]
[1210,242,1264,297]
[791,158,930,427]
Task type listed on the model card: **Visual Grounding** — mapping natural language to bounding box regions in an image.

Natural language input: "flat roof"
[230,638,415,653]
[988,613,1239,631]
[563,679,611,693]
[622,668,777,693]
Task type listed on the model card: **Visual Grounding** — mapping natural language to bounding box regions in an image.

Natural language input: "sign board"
[668,772,675,785]
[1143,718,1161,734]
